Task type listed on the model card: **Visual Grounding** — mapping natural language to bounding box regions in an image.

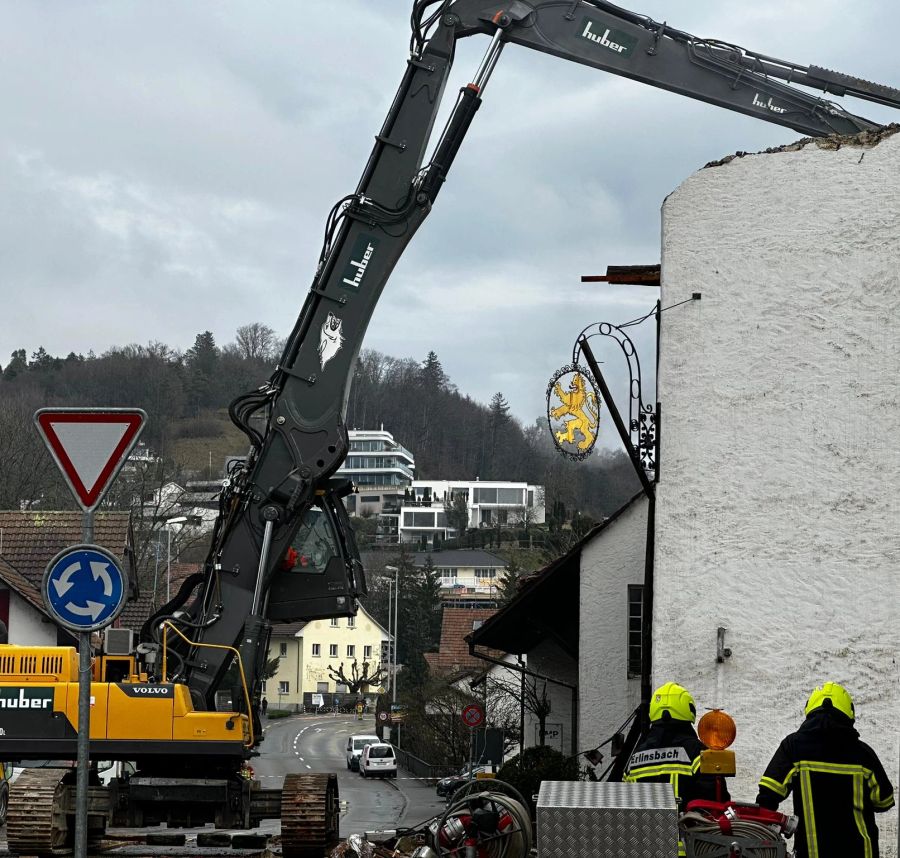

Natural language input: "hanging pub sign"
[546,364,601,460]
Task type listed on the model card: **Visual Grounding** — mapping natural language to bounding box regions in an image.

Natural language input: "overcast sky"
[3,1,898,432]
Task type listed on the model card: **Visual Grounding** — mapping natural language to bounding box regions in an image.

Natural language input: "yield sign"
[34,408,147,511]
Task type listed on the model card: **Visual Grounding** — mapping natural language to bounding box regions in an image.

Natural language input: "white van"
[359,742,397,779]
[346,734,379,771]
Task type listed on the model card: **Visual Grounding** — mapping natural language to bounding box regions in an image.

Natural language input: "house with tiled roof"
[0,555,74,646]
[0,510,137,645]
[424,606,503,679]
[468,491,647,758]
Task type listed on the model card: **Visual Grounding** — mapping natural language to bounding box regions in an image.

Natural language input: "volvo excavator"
[1,2,898,855]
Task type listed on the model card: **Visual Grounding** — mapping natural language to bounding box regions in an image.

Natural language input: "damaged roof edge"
[704,122,900,169]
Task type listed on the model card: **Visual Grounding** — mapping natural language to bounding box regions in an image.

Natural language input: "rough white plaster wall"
[657,132,900,853]
[6,592,57,646]
[526,639,577,755]
[579,499,645,754]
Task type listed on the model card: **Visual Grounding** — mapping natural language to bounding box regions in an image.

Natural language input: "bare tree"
[489,673,553,746]
[327,659,388,695]
[0,384,71,509]
[234,323,277,362]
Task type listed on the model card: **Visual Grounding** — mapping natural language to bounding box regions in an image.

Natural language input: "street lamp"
[165,516,188,602]
[384,565,399,704]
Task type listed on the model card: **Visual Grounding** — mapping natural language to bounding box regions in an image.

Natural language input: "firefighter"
[625,682,726,806]
[756,682,895,858]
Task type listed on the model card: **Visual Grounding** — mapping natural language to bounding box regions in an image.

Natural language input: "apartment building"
[399,480,545,546]
[337,429,415,542]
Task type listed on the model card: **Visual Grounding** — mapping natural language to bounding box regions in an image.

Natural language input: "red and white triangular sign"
[34,408,147,511]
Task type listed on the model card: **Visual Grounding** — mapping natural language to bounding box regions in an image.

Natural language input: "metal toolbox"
[536,781,679,857]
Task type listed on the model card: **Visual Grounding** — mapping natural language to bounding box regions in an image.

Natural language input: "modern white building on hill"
[400,480,545,546]
[336,429,415,542]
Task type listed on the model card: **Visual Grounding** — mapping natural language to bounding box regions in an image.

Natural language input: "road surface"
[257,712,445,835]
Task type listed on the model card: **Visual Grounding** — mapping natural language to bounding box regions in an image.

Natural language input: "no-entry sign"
[34,408,147,510]
[462,703,485,728]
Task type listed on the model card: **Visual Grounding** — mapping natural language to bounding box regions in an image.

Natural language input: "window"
[279,642,288,658]
[361,495,380,502]
[330,618,339,627]
[440,568,457,581]
[475,568,496,579]
[498,487,523,504]
[278,681,289,694]
[347,645,355,658]
[290,504,338,574]
[474,487,498,504]
[317,681,329,693]
[347,616,355,628]
[628,585,644,678]
[403,511,435,527]
[364,645,372,659]
[329,644,338,658]
[312,643,321,657]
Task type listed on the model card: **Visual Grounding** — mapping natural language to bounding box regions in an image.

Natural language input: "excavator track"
[7,768,69,855]
[280,772,339,858]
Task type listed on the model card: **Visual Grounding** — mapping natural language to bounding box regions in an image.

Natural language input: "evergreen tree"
[184,331,219,410]
[487,391,511,478]
[30,346,60,372]
[3,350,27,381]
[419,351,451,392]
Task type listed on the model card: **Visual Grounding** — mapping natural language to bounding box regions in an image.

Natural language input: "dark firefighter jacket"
[756,708,895,858]
[624,719,726,807]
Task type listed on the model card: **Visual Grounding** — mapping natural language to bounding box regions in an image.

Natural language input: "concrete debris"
[704,122,900,168]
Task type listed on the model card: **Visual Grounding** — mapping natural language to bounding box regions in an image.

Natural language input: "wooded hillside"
[0,328,639,522]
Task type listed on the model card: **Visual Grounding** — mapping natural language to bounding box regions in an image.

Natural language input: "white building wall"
[526,639,577,755]
[656,131,899,851]
[6,592,57,646]
[578,499,645,755]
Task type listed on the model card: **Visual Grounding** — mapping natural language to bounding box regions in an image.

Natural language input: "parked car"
[359,742,397,779]
[346,734,380,771]
[435,764,491,798]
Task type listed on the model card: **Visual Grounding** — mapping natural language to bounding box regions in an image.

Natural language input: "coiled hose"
[680,811,786,857]
[430,785,533,858]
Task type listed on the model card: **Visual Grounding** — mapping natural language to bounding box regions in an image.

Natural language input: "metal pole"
[166,525,172,602]
[386,578,393,697]
[392,566,399,704]
[74,510,94,858]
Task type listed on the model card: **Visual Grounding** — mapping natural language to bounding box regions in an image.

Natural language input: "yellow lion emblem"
[551,373,600,451]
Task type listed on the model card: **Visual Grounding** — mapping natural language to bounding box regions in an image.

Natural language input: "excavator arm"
[150,0,899,715]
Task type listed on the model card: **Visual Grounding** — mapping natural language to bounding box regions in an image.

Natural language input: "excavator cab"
[266,477,366,622]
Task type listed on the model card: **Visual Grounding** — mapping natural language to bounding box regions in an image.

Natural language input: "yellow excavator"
[3,0,898,854]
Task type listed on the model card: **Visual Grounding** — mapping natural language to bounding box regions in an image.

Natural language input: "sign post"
[461,703,485,783]
[34,408,145,858]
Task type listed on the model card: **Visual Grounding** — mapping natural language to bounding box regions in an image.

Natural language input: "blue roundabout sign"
[42,544,127,633]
